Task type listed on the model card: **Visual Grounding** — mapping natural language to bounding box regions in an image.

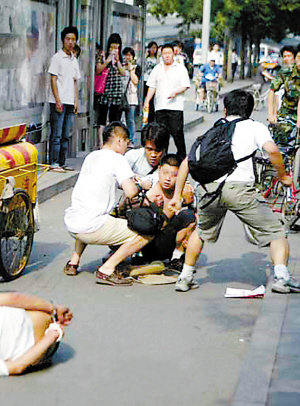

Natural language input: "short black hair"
[280,45,296,57]
[122,47,135,58]
[61,26,78,42]
[102,121,129,144]
[141,122,169,151]
[161,43,174,52]
[160,153,181,168]
[74,44,81,58]
[224,90,254,118]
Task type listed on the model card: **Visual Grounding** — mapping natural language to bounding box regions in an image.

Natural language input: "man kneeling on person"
[64,121,153,286]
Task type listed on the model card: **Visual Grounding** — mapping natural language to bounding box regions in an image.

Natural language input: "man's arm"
[168,157,189,213]
[121,178,139,199]
[74,79,79,114]
[0,292,72,326]
[50,75,63,113]
[268,89,277,124]
[144,87,156,108]
[168,86,189,99]
[262,141,291,185]
[5,329,60,375]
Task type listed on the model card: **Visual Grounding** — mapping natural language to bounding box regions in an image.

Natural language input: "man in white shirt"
[208,43,223,76]
[64,122,152,286]
[48,26,81,172]
[144,44,190,161]
[125,122,169,189]
[169,89,300,294]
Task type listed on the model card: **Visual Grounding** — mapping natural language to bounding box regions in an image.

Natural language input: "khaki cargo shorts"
[195,182,286,247]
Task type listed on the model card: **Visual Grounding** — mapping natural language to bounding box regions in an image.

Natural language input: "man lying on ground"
[64,121,153,286]
[0,292,72,376]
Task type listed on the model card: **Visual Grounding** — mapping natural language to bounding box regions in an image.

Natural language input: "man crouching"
[64,121,152,286]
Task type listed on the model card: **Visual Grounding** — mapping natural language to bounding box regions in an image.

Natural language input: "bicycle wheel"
[207,91,214,114]
[281,196,300,229]
[0,189,34,281]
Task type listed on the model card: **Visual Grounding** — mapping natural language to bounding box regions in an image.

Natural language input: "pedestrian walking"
[144,43,190,162]
[143,41,158,124]
[48,26,81,172]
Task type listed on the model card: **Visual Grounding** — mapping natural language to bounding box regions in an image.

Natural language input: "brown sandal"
[95,270,133,286]
[64,261,79,276]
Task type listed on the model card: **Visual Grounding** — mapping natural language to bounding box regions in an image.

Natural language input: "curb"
[38,172,79,204]
[183,115,204,131]
[230,283,288,406]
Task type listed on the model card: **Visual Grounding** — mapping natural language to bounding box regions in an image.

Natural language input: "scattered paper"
[224,285,266,298]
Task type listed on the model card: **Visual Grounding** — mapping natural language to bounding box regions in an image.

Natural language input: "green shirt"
[270,64,300,119]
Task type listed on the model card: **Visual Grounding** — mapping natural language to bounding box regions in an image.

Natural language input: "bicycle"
[255,120,300,230]
[0,124,49,281]
[205,81,219,114]
[250,84,269,111]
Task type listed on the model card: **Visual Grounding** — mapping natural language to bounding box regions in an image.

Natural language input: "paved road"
[0,102,280,406]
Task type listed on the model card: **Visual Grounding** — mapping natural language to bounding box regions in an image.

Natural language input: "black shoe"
[167,255,184,273]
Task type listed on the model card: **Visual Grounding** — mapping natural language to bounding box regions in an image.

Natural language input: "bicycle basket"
[205,81,218,91]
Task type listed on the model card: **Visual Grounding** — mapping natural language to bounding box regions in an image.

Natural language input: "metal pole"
[201,0,211,65]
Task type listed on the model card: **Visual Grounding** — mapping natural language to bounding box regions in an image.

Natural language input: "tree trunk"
[227,36,233,82]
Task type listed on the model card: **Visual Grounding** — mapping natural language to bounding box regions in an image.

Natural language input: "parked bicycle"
[254,119,300,230]
[0,124,49,281]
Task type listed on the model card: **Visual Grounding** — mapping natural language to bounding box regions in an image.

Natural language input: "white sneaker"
[175,277,199,292]
[271,277,300,293]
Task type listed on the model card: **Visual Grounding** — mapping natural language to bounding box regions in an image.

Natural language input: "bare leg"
[175,223,196,252]
[269,237,289,265]
[69,239,87,266]
[184,229,204,266]
[100,235,152,276]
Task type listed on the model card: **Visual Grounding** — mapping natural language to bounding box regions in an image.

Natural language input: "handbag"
[94,67,109,94]
[118,77,131,112]
[125,192,168,236]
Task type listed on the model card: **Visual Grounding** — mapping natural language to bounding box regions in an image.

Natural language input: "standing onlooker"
[143,41,158,123]
[48,26,81,172]
[122,47,142,146]
[144,43,190,162]
[208,44,223,76]
[95,33,126,147]
[231,49,238,81]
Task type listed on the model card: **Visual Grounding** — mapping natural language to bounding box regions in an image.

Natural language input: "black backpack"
[188,117,255,209]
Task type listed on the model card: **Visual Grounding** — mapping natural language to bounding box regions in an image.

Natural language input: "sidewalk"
[37,78,254,204]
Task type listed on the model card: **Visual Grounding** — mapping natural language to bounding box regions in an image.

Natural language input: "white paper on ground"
[224,285,266,298]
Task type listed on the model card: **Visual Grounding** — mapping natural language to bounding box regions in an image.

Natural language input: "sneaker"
[271,277,300,293]
[175,277,199,292]
[167,256,185,273]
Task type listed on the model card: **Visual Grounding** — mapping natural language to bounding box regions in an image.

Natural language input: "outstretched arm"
[168,157,189,213]
[263,141,291,185]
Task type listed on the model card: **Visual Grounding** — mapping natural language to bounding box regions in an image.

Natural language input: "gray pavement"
[2,77,300,405]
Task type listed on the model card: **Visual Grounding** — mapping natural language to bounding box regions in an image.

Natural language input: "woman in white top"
[0,292,72,376]
[143,41,158,123]
[122,47,142,146]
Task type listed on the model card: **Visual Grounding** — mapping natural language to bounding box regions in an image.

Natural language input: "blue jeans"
[125,105,137,144]
[49,103,74,167]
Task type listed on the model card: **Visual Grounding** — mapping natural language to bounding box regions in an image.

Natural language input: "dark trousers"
[155,109,186,161]
[142,208,196,261]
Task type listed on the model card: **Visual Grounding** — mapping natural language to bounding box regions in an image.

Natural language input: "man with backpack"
[169,89,300,294]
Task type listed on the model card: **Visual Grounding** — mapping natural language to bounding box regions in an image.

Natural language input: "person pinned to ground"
[0,292,72,376]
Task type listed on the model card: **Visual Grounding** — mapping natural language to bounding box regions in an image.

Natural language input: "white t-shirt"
[64,149,134,234]
[208,50,223,66]
[48,49,81,105]
[0,307,35,376]
[146,61,190,111]
[125,148,159,185]
[216,116,273,183]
